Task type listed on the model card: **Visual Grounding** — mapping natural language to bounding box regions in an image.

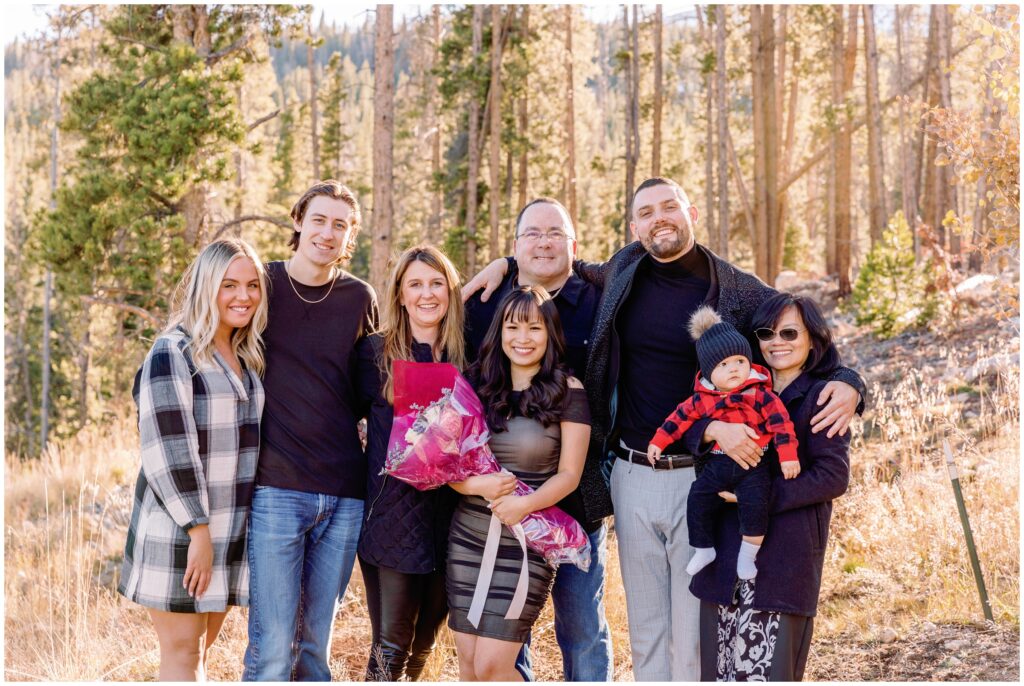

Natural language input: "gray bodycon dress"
[446,387,590,642]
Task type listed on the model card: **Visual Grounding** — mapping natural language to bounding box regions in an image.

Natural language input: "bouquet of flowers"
[384,360,591,572]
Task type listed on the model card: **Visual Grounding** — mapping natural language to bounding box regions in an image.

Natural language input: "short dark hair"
[631,177,690,220]
[288,180,361,260]
[514,197,575,238]
[750,292,841,377]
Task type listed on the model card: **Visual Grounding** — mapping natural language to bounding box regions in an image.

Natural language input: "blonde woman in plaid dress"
[119,239,268,681]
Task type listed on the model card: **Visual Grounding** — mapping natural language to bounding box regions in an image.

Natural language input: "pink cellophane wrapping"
[383,360,591,571]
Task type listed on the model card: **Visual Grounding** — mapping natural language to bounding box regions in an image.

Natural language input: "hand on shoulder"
[566,376,584,390]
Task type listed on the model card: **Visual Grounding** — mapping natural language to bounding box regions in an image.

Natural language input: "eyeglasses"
[516,229,574,243]
[755,326,806,342]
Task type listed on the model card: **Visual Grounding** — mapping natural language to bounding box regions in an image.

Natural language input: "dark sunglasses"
[755,326,805,342]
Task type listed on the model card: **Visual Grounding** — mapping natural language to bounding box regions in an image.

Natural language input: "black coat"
[577,241,865,522]
[688,373,851,617]
[355,334,458,574]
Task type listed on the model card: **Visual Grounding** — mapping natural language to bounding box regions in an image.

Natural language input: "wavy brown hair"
[472,286,570,432]
[288,179,361,263]
[379,245,466,403]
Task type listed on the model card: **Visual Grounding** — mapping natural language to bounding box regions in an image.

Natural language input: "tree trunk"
[894,4,919,255]
[826,6,842,276]
[371,4,394,291]
[192,5,211,57]
[970,78,993,273]
[750,6,769,279]
[173,6,212,247]
[308,27,320,180]
[488,4,503,261]
[631,5,640,185]
[715,5,730,260]
[428,5,442,245]
[761,6,780,283]
[622,6,635,242]
[777,38,800,261]
[863,4,887,245]
[936,4,960,265]
[466,5,484,273]
[652,4,663,176]
[41,27,63,452]
[696,7,714,251]
[517,6,530,220]
[921,7,941,246]
[835,5,858,297]
[504,147,515,255]
[564,5,578,227]
[235,82,244,221]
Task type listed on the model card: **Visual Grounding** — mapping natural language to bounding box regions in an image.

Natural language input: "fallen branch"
[82,296,161,328]
[212,214,292,240]
[206,33,253,67]
[247,109,281,132]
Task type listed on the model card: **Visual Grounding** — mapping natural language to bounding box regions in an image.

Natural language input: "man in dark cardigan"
[465,177,863,681]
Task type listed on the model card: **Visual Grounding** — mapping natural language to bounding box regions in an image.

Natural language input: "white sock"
[686,547,717,576]
[737,541,761,580]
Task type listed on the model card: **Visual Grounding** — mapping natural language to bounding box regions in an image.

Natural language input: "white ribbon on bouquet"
[467,511,530,629]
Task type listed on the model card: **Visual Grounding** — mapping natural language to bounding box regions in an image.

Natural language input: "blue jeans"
[243,485,362,681]
[516,523,614,681]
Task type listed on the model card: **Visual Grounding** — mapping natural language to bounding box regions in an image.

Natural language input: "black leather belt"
[613,442,694,471]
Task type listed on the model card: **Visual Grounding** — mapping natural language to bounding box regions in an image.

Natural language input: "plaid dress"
[118,327,264,613]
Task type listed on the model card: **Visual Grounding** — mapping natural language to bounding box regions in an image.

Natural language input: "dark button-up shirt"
[464,265,601,380]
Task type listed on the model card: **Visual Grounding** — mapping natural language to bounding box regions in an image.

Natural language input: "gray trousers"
[611,456,700,681]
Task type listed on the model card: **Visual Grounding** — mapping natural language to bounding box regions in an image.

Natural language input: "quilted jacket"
[355,334,459,574]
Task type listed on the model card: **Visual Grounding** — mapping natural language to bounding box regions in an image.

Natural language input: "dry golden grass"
[4,338,1019,681]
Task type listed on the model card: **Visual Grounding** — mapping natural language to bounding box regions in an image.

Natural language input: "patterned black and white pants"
[699,580,815,682]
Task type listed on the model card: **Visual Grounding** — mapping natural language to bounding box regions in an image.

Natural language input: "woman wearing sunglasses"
[687,292,851,681]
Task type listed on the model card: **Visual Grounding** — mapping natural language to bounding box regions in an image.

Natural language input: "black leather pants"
[361,557,449,681]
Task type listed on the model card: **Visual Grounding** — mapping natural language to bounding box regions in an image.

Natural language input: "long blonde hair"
[167,238,269,376]
[379,245,466,403]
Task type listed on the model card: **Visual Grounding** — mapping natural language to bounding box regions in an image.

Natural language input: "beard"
[641,222,692,259]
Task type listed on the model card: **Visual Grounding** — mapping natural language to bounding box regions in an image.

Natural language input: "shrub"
[850,211,938,339]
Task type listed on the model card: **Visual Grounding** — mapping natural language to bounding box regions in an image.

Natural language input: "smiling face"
[501,303,549,371]
[292,195,357,273]
[759,305,812,377]
[708,354,752,392]
[630,182,698,261]
[513,201,577,287]
[400,259,450,336]
[216,256,261,339]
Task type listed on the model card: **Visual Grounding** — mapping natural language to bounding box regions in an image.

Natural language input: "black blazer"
[688,373,851,617]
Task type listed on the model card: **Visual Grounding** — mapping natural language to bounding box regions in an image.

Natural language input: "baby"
[648,307,800,580]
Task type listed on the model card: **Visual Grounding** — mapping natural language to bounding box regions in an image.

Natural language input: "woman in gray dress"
[447,286,591,681]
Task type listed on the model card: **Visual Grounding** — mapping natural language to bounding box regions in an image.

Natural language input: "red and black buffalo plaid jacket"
[650,363,798,463]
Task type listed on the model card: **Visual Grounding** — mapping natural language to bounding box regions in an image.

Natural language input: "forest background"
[3,3,1020,681]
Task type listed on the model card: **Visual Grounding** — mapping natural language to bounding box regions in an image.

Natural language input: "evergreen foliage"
[849,211,938,339]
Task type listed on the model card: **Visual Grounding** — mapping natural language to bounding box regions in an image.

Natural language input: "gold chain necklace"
[285,259,337,305]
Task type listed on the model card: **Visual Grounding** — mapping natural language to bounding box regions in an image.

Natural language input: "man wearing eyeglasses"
[463,197,612,682]
[466,178,864,681]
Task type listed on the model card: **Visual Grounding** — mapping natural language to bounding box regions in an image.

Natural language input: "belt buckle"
[665,456,674,470]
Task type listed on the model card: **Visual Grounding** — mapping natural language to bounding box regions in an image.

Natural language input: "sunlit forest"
[4,5,1019,680]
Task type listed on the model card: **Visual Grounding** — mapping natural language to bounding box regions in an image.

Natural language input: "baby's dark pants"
[687,455,771,549]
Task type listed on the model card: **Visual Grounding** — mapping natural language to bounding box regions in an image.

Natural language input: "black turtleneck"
[616,246,714,452]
